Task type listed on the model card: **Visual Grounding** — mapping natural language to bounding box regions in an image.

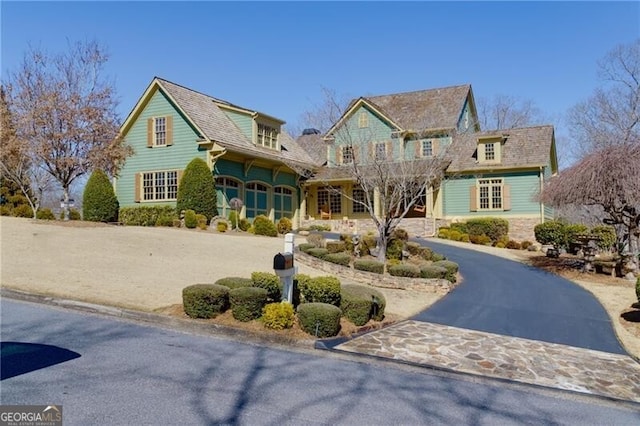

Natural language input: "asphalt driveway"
[413,240,626,355]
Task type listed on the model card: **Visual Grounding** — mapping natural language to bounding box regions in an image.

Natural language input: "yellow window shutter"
[336,146,342,165]
[415,140,421,157]
[353,145,360,163]
[433,139,440,156]
[166,116,173,146]
[503,184,511,211]
[386,141,393,159]
[134,173,141,202]
[147,119,153,147]
[469,185,478,211]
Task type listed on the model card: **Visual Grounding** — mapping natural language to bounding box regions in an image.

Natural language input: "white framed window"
[478,178,503,210]
[352,188,367,213]
[485,143,495,161]
[245,182,269,219]
[342,146,354,164]
[358,111,369,128]
[274,186,294,220]
[257,124,278,149]
[422,140,433,157]
[154,117,166,146]
[142,170,178,201]
[215,177,241,217]
[375,143,386,161]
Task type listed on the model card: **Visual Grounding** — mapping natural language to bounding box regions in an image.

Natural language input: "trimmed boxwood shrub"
[534,220,566,249]
[253,215,278,237]
[155,214,176,227]
[469,234,492,245]
[251,272,281,301]
[405,241,422,256]
[36,208,56,220]
[297,243,316,253]
[466,217,509,244]
[388,264,421,278]
[418,246,434,261]
[302,276,341,306]
[420,265,447,279]
[353,259,384,274]
[217,221,228,232]
[228,211,251,231]
[433,260,459,283]
[590,225,616,251]
[229,287,268,322]
[386,238,404,260]
[176,157,217,221]
[215,277,254,290]
[119,206,177,226]
[306,232,325,247]
[83,169,119,222]
[339,234,354,253]
[277,217,292,234]
[506,240,522,250]
[182,284,229,319]
[324,252,351,267]
[340,284,387,325]
[360,234,378,256]
[184,209,197,229]
[196,214,208,230]
[307,248,329,259]
[326,240,347,253]
[262,302,295,330]
[450,222,469,234]
[431,252,446,262]
[297,303,342,337]
[391,228,409,241]
[437,227,450,239]
[294,273,312,303]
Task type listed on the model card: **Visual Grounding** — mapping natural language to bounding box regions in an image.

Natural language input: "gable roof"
[121,77,316,168]
[295,133,328,166]
[446,125,556,172]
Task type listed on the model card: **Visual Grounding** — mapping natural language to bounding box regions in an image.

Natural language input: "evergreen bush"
[297,303,341,337]
[182,284,229,319]
[466,217,509,244]
[433,260,459,283]
[253,215,278,237]
[216,221,228,232]
[215,277,254,290]
[184,209,197,229]
[196,214,208,230]
[340,284,386,325]
[36,208,56,220]
[388,264,421,278]
[307,248,329,259]
[534,220,567,249]
[277,217,292,234]
[119,206,177,226]
[251,272,281,301]
[353,259,384,274]
[176,158,217,221]
[420,265,447,279]
[326,240,347,253]
[83,169,119,222]
[306,232,325,247]
[386,238,404,260]
[262,302,295,330]
[302,276,341,306]
[229,287,268,322]
[297,243,316,253]
[324,252,351,266]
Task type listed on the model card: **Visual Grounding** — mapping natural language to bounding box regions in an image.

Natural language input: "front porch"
[300,216,437,238]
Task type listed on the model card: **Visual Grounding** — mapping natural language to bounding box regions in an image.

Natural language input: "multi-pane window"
[352,188,367,213]
[478,179,503,210]
[245,182,269,219]
[422,140,433,157]
[215,177,241,216]
[342,146,353,164]
[257,124,278,149]
[484,143,495,161]
[358,111,369,128]
[317,187,341,215]
[143,170,178,201]
[154,117,166,146]
[274,186,293,220]
[375,143,386,161]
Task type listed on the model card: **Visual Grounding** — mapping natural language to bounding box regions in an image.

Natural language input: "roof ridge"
[366,83,471,99]
[154,76,229,104]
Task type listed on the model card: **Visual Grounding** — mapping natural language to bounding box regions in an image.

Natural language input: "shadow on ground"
[1,341,81,380]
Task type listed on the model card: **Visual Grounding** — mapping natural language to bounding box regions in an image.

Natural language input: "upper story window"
[342,146,354,164]
[484,143,495,161]
[147,116,173,147]
[257,123,278,149]
[375,143,386,161]
[422,140,433,157]
[358,111,369,128]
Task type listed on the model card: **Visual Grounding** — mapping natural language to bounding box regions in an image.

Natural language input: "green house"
[115,78,316,226]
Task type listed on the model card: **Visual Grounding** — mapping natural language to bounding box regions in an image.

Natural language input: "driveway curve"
[413,239,626,355]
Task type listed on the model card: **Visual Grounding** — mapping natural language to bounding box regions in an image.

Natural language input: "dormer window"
[358,111,369,128]
[422,140,433,157]
[257,123,278,149]
[484,143,495,161]
[477,137,502,163]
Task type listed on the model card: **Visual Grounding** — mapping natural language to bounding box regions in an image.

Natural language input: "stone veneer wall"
[295,249,454,294]
[301,217,437,238]
[435,218,541,243]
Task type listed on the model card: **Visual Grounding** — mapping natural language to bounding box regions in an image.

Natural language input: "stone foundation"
[436,217,541,243]
[301,217,437,238]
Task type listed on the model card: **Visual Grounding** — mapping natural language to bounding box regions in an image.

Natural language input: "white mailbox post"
[273,233,297,303]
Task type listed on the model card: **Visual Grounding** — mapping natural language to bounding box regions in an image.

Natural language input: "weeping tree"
[540,143,640,259]
[5,40,132,220]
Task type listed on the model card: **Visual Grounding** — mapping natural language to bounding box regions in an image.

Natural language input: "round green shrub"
[182,284,229,319]
[431,252,446,261]
[495,242,506,249]
[253,215,278,237]
[13,204,32,218]
[294,273,312,303]
[418,246,434,261]
[83,169,119,222]
[184,209,197,229]
[466,217,509,244]
[297,303,341,337]
[307,248,329,259]
[459,233,470,243]
[353,259,384,274]
[229,287,268,322]
[326,240,347,253]
[420,265,448,279]
[437,227,450,239]
[590,225,617,252]
[303,276,341,306]
[521,241,533,250]
[196,214,208,230]
[534,220,567,249]
[217,221,228,232]
[340,284,387,325]
[324,252,351,266]
[433,260,459,283]
[450,222,468,234]
[388,264,421,278]
[277,217,292,234]
[306,232,325,248]
[448,230,463,241]
[391,228,409,241]
[36,208,56,220]
[339,234,354,253]
[506,240,522,250]
[251,272,281,301]
[405,241,422,256]
[469,234,492,246]
[386,238,404,260]
[262,302,295,330]
[215,277,254,290]
[176,157,217,221]
[297,243,316,253]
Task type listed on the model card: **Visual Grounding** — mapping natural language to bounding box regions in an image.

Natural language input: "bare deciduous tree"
[540,143,640,259]
[568,39,639,160]
[5,40,132,220]
[476,94,545,131]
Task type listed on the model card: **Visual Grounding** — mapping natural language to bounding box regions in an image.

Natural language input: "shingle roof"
[364,84,471,131]
[446,125,555,172]
[295,133,327,166]
[155,78,316,167]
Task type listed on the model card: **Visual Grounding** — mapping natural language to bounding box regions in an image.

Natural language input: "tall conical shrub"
[176,158,217,221]
[83,170,119,222]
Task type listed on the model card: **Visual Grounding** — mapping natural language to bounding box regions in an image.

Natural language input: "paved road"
[414,239,626,354]
[3,299,638,425]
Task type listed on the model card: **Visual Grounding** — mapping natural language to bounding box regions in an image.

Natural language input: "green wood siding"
[213,159,296,186]
[330,105,396,164]
[457,98,473,132]
[222,109,253,141]
[116,89,205,207]
[404,135,453,160]
[543,164,554,220]
[443,171,541,217]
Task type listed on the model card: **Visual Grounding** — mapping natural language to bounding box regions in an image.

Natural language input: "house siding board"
[117,90,204,207]
[443,171,540,217]
[333,105,395,164]
[214,158,296,187]
[222,109,253,141]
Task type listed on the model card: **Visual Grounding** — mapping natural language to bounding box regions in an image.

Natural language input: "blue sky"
[2,1,639,141]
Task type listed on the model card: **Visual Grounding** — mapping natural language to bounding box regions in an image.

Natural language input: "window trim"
[317,187,342,216]
[342,146,354,164]
[351,188,367,213]
[358,111,369,128]
[477,178,503,211]
[256,123,279,150]
[422,139,433,157]
[141,170,179,202]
